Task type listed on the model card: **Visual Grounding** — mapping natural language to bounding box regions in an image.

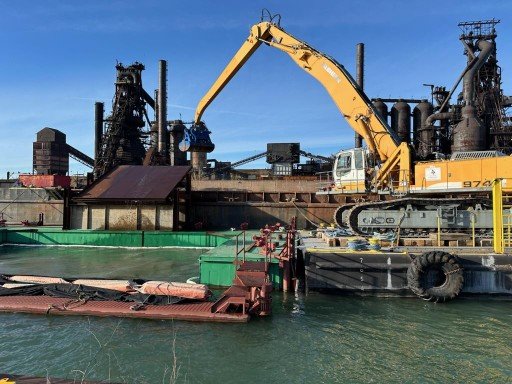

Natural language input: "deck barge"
[300,232,512,298]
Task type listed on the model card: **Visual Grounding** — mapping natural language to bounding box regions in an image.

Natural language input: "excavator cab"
[332,148,369,193]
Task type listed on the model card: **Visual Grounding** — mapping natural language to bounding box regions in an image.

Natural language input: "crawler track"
[336,196,492,236]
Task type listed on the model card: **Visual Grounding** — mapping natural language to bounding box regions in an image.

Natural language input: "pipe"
[463,40,494,105]
[355,43,364,148]
[372,98,424,104]
[158,60,168,156]
[437,56,478,113]
[94,102,104,163]
[142,88,155,110]
[154,88,159,119]
[426,112,454,126]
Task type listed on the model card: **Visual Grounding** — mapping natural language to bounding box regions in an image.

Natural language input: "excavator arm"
[194,21,412,188]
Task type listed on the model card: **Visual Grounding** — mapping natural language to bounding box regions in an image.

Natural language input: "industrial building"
[69,165,191,231]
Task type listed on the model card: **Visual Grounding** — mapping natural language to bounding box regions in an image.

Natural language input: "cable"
[291,200,331,228]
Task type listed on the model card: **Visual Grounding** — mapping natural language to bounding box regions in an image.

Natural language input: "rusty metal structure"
[33,128,68,175]
[33,127,94,176]
[78,165,191,203]
[250,218,297,292]
[372,19,512,160]
[94,62,156,179]
[93,60,191,178]
[458,20,512,153]
[202,143,332,179]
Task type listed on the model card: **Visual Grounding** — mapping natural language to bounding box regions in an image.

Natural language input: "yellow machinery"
[194,20,412,191]
[193,17,512,235]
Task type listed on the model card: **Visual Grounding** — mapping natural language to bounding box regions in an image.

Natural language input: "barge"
[300,234,512,299]
[0,258,273,323]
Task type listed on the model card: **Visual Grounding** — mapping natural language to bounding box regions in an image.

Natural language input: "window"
[336,154,352,177]
[354,150,364,170]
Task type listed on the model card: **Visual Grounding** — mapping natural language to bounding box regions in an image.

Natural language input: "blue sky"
[1,0,511,175]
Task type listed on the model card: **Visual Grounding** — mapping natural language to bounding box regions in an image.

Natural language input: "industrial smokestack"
[452,40,495,152]
[355,43,364,148]
[151,89,159,148]
[462,40,494,106]
[94,102,104,164]
[190,151,207,179]
[158,60,168,156]
[169,120,187,166]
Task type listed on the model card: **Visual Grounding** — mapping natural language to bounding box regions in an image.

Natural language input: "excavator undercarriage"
[334,195,495,236]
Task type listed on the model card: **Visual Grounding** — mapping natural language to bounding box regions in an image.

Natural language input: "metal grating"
[450,150,505,160]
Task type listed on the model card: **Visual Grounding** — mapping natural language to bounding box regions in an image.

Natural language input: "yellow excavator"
[191,16,512,235]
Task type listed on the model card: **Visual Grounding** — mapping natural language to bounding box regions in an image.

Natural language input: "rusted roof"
[76,165,190,202]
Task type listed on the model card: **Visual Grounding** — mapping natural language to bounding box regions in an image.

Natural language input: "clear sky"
[1,0,511,176]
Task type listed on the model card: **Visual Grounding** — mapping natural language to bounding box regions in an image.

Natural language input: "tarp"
[0,275,183,306]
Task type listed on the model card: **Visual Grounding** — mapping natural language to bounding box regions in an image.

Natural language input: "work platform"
[0,257,273,323]
[0,295,249,323]
[199,231,283,287]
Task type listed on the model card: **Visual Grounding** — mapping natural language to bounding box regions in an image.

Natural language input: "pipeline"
[426,112,455,126]
[463,40,494,105]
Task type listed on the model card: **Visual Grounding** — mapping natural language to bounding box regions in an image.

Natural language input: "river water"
[0,245,511,383]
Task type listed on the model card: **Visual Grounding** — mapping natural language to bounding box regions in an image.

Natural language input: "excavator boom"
[194,21,412,188]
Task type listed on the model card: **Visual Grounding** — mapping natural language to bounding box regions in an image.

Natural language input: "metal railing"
[234,218,297,288]
[233,230,247,268]
[492,178,512,253]
[316,172,366,193]
[386,169,411,195]
[316,171,333,191]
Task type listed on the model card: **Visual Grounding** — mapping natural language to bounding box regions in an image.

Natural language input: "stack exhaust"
[452,40,494,152]
[158,60,168,157]
[94,102,104,166]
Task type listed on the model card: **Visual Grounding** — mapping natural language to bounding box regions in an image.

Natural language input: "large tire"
[407,251,464,302]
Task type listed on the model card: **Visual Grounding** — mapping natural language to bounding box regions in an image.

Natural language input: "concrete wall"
[140,206,156,230]
[157,206,173,230]
[89,205,106,230]
[0,187,63,225]
[109,206,137,230]
[70,205,87,229]
[70,203,176,230]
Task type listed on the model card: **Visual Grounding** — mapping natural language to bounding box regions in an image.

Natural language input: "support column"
[94,102,104,165]
[158,60,168,157]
